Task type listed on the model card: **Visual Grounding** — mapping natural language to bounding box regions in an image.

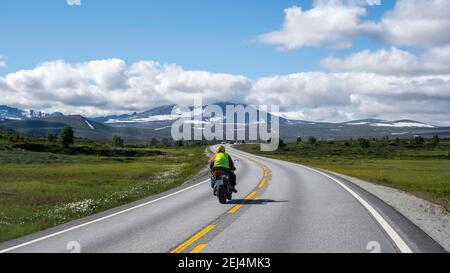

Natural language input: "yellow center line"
[227,204,243,214]
[254,196,261,201]
[268,179,272,185]
[258,178,266,188]
[190,244,208,253]
[264,171,268,177]
[228,191,257,214]
[170,224,215,253]
[245,191,257,200]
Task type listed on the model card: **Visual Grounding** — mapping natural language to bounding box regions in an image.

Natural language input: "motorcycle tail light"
[213,170,223,177]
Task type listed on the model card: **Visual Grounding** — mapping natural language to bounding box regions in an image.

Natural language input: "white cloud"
[371,0,450,47]
[1,58,450,125]
[321,46,450,75]
[0,59,250,116]
[257,2,369,49]
[247,72,450,124]
[67,0,81,6]
[258,0,450,49]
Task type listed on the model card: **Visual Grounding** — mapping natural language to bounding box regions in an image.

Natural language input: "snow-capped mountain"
[92,105,180,124]
[0,105,63,120]
[92,102,286,126]
[1,103,448,141]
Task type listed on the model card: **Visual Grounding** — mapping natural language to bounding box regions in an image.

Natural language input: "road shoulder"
[325,170,450,253]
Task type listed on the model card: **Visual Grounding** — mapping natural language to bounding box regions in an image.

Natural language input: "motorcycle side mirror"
[233,159,240,163]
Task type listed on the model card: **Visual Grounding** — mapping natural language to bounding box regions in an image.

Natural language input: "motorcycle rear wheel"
[217,186,227,204]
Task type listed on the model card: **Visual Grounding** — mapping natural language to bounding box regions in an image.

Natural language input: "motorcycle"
[211,169,233,204]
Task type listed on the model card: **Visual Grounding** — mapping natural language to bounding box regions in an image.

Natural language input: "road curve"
[0,145,445,253]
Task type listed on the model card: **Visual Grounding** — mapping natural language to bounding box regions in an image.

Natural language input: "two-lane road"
[0,145,445,253]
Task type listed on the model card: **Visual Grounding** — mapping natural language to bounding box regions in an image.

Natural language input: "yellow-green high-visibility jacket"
[213,152,230,169]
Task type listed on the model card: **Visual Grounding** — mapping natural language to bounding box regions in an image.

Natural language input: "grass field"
[236,138,450,212]
[0,131,208,242]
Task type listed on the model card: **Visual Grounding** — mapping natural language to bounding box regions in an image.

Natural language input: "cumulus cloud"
[258,0,450,49]
[257,2,370,49]
[248,72,450,124]
[67,0,81,6]
[1,58,450,125]
[0,59,251,116]
[321,46,450,75]
[371,0,450,47]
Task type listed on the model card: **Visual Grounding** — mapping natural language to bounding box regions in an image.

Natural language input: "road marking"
[190,244,208,253]
[227,204,243,214]
[169,151,270,253]
[246,191,257,199]
[232,146,413,253]
[2,146,269,253]
[0,178,211,253]
[228,191,257,214]
[170,225,215,253]
[254,196,261,201]
[258,178,266,188]
[300,165,413,253]
[268,180,272,185]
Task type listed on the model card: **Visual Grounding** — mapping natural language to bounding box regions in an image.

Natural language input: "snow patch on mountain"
[346,122,369,125]
[105,114,180,124]
[371,122,435,128]
[85,120,95,130]
[0,105,63,120]
[154,126,172,131]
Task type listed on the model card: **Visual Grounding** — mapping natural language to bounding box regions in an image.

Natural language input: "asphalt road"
[0,145,445,253]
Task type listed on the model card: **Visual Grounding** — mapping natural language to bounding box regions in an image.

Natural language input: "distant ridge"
[0,103,448,142]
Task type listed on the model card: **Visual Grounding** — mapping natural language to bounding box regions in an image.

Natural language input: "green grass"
[0,143,208,242]
[236,139,450,211]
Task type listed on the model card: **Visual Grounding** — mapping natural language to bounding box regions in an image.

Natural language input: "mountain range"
[1,104,449,142]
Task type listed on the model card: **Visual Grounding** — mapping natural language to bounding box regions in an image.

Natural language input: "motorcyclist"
[210,145,237,193]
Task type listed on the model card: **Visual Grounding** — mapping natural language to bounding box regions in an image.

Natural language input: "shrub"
[47,133,56,143]
[162,137,172,147]
[175,140,184,147]
[414,136,425,145]
[308,136,317,145]
[358,138,370,149]
[278,139,287,150]
[432,134,440,146]
[150,138,159,146]
[112,135,124,148]
[59,126,74,147]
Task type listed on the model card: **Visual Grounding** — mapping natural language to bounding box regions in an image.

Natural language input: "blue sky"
[1,0,449,124]
[1,0,393,78]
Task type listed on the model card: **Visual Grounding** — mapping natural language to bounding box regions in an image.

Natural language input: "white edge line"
[298,165,413,253]
[231,147,413,253]
[0,178,210,253]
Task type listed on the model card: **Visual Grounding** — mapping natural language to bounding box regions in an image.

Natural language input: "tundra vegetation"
[0,128,207,242]
[238,136,450,212]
